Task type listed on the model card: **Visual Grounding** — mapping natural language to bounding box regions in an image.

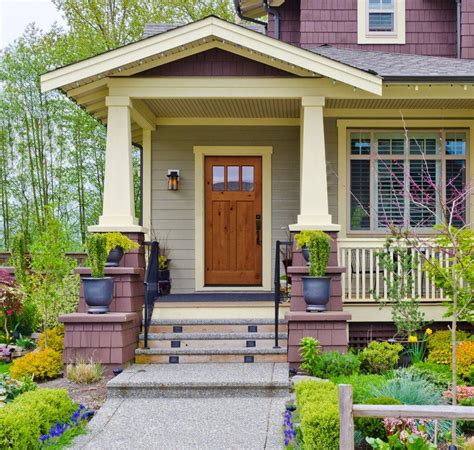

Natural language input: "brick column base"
[286,311,352,369]
[60,313,139,374]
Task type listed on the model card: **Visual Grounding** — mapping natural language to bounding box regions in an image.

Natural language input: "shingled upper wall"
[462,0,474,59]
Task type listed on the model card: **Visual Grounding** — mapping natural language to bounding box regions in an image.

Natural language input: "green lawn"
[0,361,12,374]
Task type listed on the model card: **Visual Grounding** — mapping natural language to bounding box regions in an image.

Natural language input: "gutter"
[382,76,474,83]
[456,0,462,59]
[233,0,267,30]
[263,0,281,40]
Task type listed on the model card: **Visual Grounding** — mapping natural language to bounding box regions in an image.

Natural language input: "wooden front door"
[205,156,262,286]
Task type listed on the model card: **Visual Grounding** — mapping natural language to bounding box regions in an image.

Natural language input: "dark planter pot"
[302,247,309,264]
[158,269,170,281]
[83,277,114,314]
[106,246,124,267]
[302,276,331,312]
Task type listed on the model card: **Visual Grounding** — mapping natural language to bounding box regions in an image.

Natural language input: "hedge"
[295,380,339,450]
[0,388,76,449]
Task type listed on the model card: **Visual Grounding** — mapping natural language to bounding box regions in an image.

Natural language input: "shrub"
[355,396,401,441]
[295,231,331,277]
[0,388,76,449]
[370,370,441,405]
[10,348,62,381]
[308,351,360,379]
[295,380,339,450]
[426,330,469,365]
[330,374,389,404]
[359,341,403,374]
[459,397,474,434]
[85,233,108,278]
[66,357,104,384]
[408,362,453,390]
[38,324,64,353]
[299,337,321,374]
[103,232,139,254]
[456,341,474,380]
[0,373,36,404]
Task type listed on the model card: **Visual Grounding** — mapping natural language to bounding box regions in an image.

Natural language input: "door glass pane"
[212,166,224,191]
[227,166,240,191]
[242,166,254,192]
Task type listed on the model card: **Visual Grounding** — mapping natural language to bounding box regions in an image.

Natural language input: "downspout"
[233,0,268,30]
[456,0,462,59]
[263,0,281,40]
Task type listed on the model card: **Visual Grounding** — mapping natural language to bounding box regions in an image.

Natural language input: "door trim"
[194,146,273,291]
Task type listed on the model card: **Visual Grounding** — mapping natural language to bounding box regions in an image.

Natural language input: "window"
[348,130,468,232]
[357,0,406,44]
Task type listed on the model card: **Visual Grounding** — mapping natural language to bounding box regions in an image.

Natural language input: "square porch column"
[290,96,340,232]
[89,96,143,233]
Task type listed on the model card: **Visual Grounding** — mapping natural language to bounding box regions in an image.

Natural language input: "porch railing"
[274,239,292,348]
[143,240,160,348]
[338,238,448,302]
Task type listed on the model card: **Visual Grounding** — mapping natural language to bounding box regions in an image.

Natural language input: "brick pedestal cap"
[60,312,139,373]
[286,311,352,369]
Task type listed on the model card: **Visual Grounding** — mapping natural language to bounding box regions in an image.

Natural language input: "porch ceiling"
[326,98,474,109]
[144,98,300,118]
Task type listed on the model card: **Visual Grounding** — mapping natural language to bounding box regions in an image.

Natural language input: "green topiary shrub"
[426,330,469,365]
[355,397,401,441]
[359,341,403,374]
[0,388,76,449]
[308,351,360,379]
[329,374,389,404]
[295,380,339,450]
[10,348,62,381]
[85,233,108,278]
[295,231,331,277]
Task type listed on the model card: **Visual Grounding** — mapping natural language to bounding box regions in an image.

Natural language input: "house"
[41,1,474,369]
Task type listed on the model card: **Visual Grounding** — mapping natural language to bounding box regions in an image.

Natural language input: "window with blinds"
[349,130,467,232]
[368,0,395,32]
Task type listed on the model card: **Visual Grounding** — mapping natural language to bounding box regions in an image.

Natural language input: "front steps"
[135,318,288,364]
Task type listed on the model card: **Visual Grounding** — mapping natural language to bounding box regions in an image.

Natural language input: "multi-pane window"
[349,130,468,232]
[368,0,395,33]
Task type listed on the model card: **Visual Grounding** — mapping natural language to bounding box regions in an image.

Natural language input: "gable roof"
[310,45,474,82]
[40,16,382,95]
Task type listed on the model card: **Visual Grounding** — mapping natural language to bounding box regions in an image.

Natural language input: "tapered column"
[290,96,340,231]
[141,128,152,239]
[89,96,142,232]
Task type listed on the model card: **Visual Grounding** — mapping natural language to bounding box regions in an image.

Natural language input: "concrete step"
[107,362,290,398]
[139,332,287,349]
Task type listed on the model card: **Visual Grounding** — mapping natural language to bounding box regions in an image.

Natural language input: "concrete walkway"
[73,363,289,450]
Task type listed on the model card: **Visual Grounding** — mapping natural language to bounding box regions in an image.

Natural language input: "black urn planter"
[106,247,124,267]
[83,277,114,314]
[158,269,170,281]
[302,276,331,312]
[302,247,310,264]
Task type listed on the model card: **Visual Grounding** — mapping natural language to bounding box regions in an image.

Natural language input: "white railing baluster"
[347,249,352,302]
[369,249,374,301]
[355,248,360,300]
[361,248,366,300]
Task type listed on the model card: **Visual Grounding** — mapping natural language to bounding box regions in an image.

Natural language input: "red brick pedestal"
[285,231,352,368]
[59,232,146,371]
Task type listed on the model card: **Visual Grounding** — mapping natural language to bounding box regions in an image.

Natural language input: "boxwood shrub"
[295,380,339,450]
[0,388,76,449]
[355,396,401,441]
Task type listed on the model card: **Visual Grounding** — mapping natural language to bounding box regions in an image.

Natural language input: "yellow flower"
[425,328,433,336]
[408,335,418,343]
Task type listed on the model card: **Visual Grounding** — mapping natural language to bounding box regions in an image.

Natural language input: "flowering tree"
[0,269,24,342]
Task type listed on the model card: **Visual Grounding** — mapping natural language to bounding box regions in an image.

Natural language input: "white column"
[290,96,340,231]
[89,96,143,232]
[142,128,152,239]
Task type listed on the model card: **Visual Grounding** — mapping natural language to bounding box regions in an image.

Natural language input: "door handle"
[256,214,262,245]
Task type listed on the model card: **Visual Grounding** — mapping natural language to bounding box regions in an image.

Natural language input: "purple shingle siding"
[462,0,474,58]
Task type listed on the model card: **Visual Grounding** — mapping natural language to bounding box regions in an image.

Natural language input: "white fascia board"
[40,16,382,95]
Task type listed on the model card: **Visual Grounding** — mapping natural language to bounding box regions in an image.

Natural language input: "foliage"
[367,430,436,450]
[442,385,474,402]
[299,337,321,374]
[459,397,474,434]
[10,348,62,381]
[0,373,36,405]
[295,231,331,277]
[426,330,469,365]
[407,362,453,390]
[283,409,297,448]
[404,331,431,364]
[66,357,104,384]
[14,334,36,350]
[370,370,441,405]
[359,341,404,374]
[0,388,76,449]
[306,351,360,379]
[38,325,64,353]
[85,234,108,278]
[0,270,24,342]
[295,380,339,450]
[373,238,425,337]
[456,340,474,380]
[9,233,28,285]
[159,255,169,270]
[0,362,11,374]
[103,232,139,254]
[329,373,389,404]
[355,397,401,441]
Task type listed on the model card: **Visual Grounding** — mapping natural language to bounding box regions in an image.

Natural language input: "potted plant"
[295,231,332,312]
[294,230,315,264]
[103,232,139,267]
[83,234,113,314]
[158,255,171,295]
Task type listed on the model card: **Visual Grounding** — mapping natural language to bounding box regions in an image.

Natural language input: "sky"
[0,0,67,49]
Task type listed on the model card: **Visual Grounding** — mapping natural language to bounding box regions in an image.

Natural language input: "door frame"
[194,146,273,291]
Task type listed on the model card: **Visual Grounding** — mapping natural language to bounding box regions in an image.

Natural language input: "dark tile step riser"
[147,325,288,333]
[135,354,288,364]
[139,339,288,349]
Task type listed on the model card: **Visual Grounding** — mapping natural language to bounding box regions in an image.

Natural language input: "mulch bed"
[39,375,114,411]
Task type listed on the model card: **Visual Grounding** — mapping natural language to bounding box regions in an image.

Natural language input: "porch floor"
[156,292,274,302]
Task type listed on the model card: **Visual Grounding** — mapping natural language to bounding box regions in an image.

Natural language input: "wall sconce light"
[167,169,180,191]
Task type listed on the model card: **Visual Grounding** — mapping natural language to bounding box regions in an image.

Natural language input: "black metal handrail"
[274,240,292,349]
[143,240,160,348]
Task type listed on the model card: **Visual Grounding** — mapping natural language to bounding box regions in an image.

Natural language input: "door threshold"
[156,292,274,303]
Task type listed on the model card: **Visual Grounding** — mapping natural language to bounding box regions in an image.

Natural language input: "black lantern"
[167,169,180,191]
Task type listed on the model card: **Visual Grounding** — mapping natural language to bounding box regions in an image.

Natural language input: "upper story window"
[357,0,406,44]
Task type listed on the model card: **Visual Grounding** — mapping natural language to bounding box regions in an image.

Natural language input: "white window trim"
[357,0,406,44]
